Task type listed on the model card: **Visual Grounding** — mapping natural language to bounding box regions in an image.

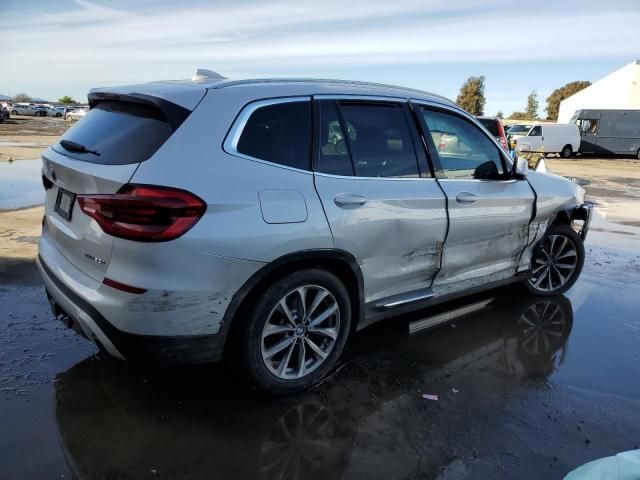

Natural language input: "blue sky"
[1,0,639,116]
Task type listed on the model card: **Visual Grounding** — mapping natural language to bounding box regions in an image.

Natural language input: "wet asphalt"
[1,210,640,479]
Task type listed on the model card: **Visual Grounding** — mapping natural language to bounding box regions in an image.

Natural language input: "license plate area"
[54,187,75,221]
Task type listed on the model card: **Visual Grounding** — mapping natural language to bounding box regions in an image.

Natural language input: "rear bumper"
[38,255,227,366]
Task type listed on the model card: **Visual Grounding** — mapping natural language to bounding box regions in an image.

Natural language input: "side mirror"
[512,156,528,180]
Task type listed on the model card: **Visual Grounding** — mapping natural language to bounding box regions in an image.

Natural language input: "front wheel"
[561,145,572,159]
[524,224,585,296]
[242,269,351,394]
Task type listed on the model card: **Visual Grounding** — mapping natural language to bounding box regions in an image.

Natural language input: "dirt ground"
[0,116,69,161]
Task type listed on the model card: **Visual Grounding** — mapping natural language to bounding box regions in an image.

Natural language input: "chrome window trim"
[313,94,408,103]
[410,98,515,179]
[222,96,314,175]
[314,171,436,181]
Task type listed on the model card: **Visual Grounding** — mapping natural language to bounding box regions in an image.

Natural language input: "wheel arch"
[220,249,364,348]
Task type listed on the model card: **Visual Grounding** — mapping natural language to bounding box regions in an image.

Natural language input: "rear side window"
[338,102,420,178]
[53,101,173,165]
[236,101,311,171]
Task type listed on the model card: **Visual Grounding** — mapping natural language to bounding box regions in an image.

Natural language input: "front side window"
[338,102,420,178]
[236,100,311,171]
[578,119,599,134]
[421,108,505,180]
[528,126,542,136]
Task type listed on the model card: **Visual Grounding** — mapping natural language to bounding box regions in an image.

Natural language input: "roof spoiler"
[87,92,191,132]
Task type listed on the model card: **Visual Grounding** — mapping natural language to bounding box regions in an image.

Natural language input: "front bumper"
[38,255,227,366]
[573,203,592,240]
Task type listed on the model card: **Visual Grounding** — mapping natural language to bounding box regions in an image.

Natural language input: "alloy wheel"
[528,234,578,292]
[261,285,340,380]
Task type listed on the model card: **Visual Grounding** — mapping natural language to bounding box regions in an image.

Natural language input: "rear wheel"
[636,148,640,160]
[242,269,351,394]
[524,224,584,296]
[11,110,17,115]
[561,145,572,159]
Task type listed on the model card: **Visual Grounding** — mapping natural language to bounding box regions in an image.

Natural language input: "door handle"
[334,193,367,208]
[455,192,477,205]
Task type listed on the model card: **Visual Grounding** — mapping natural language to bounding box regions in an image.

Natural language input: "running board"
[375,288,435,310]
[409,298,494,335]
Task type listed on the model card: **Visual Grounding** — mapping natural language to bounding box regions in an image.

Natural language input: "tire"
[11,110,17,116]
[561,145,572,159]
[56,112,62,117]
[637,149,640,160]
[523,224,585,296]
[242,268,352,394]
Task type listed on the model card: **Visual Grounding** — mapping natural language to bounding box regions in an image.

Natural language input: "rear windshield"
[52,101,173,165]
[478,118,500,136]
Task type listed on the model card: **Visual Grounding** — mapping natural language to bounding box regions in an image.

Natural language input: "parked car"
[38,74,591,393]
[65,107,88,121]
[570,109,640,159]
[514,123,580,158]
[10,103,46,116]
[1,103,10,119]
[42,105,66,117]
[476,116,508,150]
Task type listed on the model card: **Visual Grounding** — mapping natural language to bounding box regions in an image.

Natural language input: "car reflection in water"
[55,294,572,480]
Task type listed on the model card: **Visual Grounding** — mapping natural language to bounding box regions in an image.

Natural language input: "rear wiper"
[60,139,101,156]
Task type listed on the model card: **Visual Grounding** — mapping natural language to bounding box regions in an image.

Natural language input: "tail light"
[500,136,508,149]
[77,184,206,242]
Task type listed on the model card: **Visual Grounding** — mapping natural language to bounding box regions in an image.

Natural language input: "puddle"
[0,160,44,210]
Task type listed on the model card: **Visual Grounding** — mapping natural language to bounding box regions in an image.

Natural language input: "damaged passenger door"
[416,104,535,294]
[313,97,447,309]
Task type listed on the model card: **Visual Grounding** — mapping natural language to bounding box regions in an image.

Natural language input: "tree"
[545,81,591,120]
[456,76,486,115]
[496,110,504,119]
[13,93,31,102]
[525,90,538,119]
[58,95,76,104]
[508,111,528,120]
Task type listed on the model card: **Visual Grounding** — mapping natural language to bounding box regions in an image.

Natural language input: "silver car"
[38,71,591,393]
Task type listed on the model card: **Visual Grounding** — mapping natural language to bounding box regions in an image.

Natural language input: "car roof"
[90,76,457,111]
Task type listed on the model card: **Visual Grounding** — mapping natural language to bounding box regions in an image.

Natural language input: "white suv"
[38,71,591,393]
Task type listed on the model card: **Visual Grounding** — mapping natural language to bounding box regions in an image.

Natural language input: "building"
[558,60,640,123]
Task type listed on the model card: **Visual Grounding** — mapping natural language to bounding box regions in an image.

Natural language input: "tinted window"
[317,101,354,176]
[422,109,505,180]
[338,103,419,178]
[237,101,311,170]
[478,118,499,136]
[528,126,542,136]
[53,101,173,165]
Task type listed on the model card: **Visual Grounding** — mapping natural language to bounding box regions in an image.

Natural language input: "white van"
[515,123,580,158]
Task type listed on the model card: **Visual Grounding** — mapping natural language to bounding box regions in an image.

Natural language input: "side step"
[409,298,494,335]
[375,288,435,310]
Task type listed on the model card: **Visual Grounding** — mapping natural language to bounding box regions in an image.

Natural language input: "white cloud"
[2,0,638,98]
